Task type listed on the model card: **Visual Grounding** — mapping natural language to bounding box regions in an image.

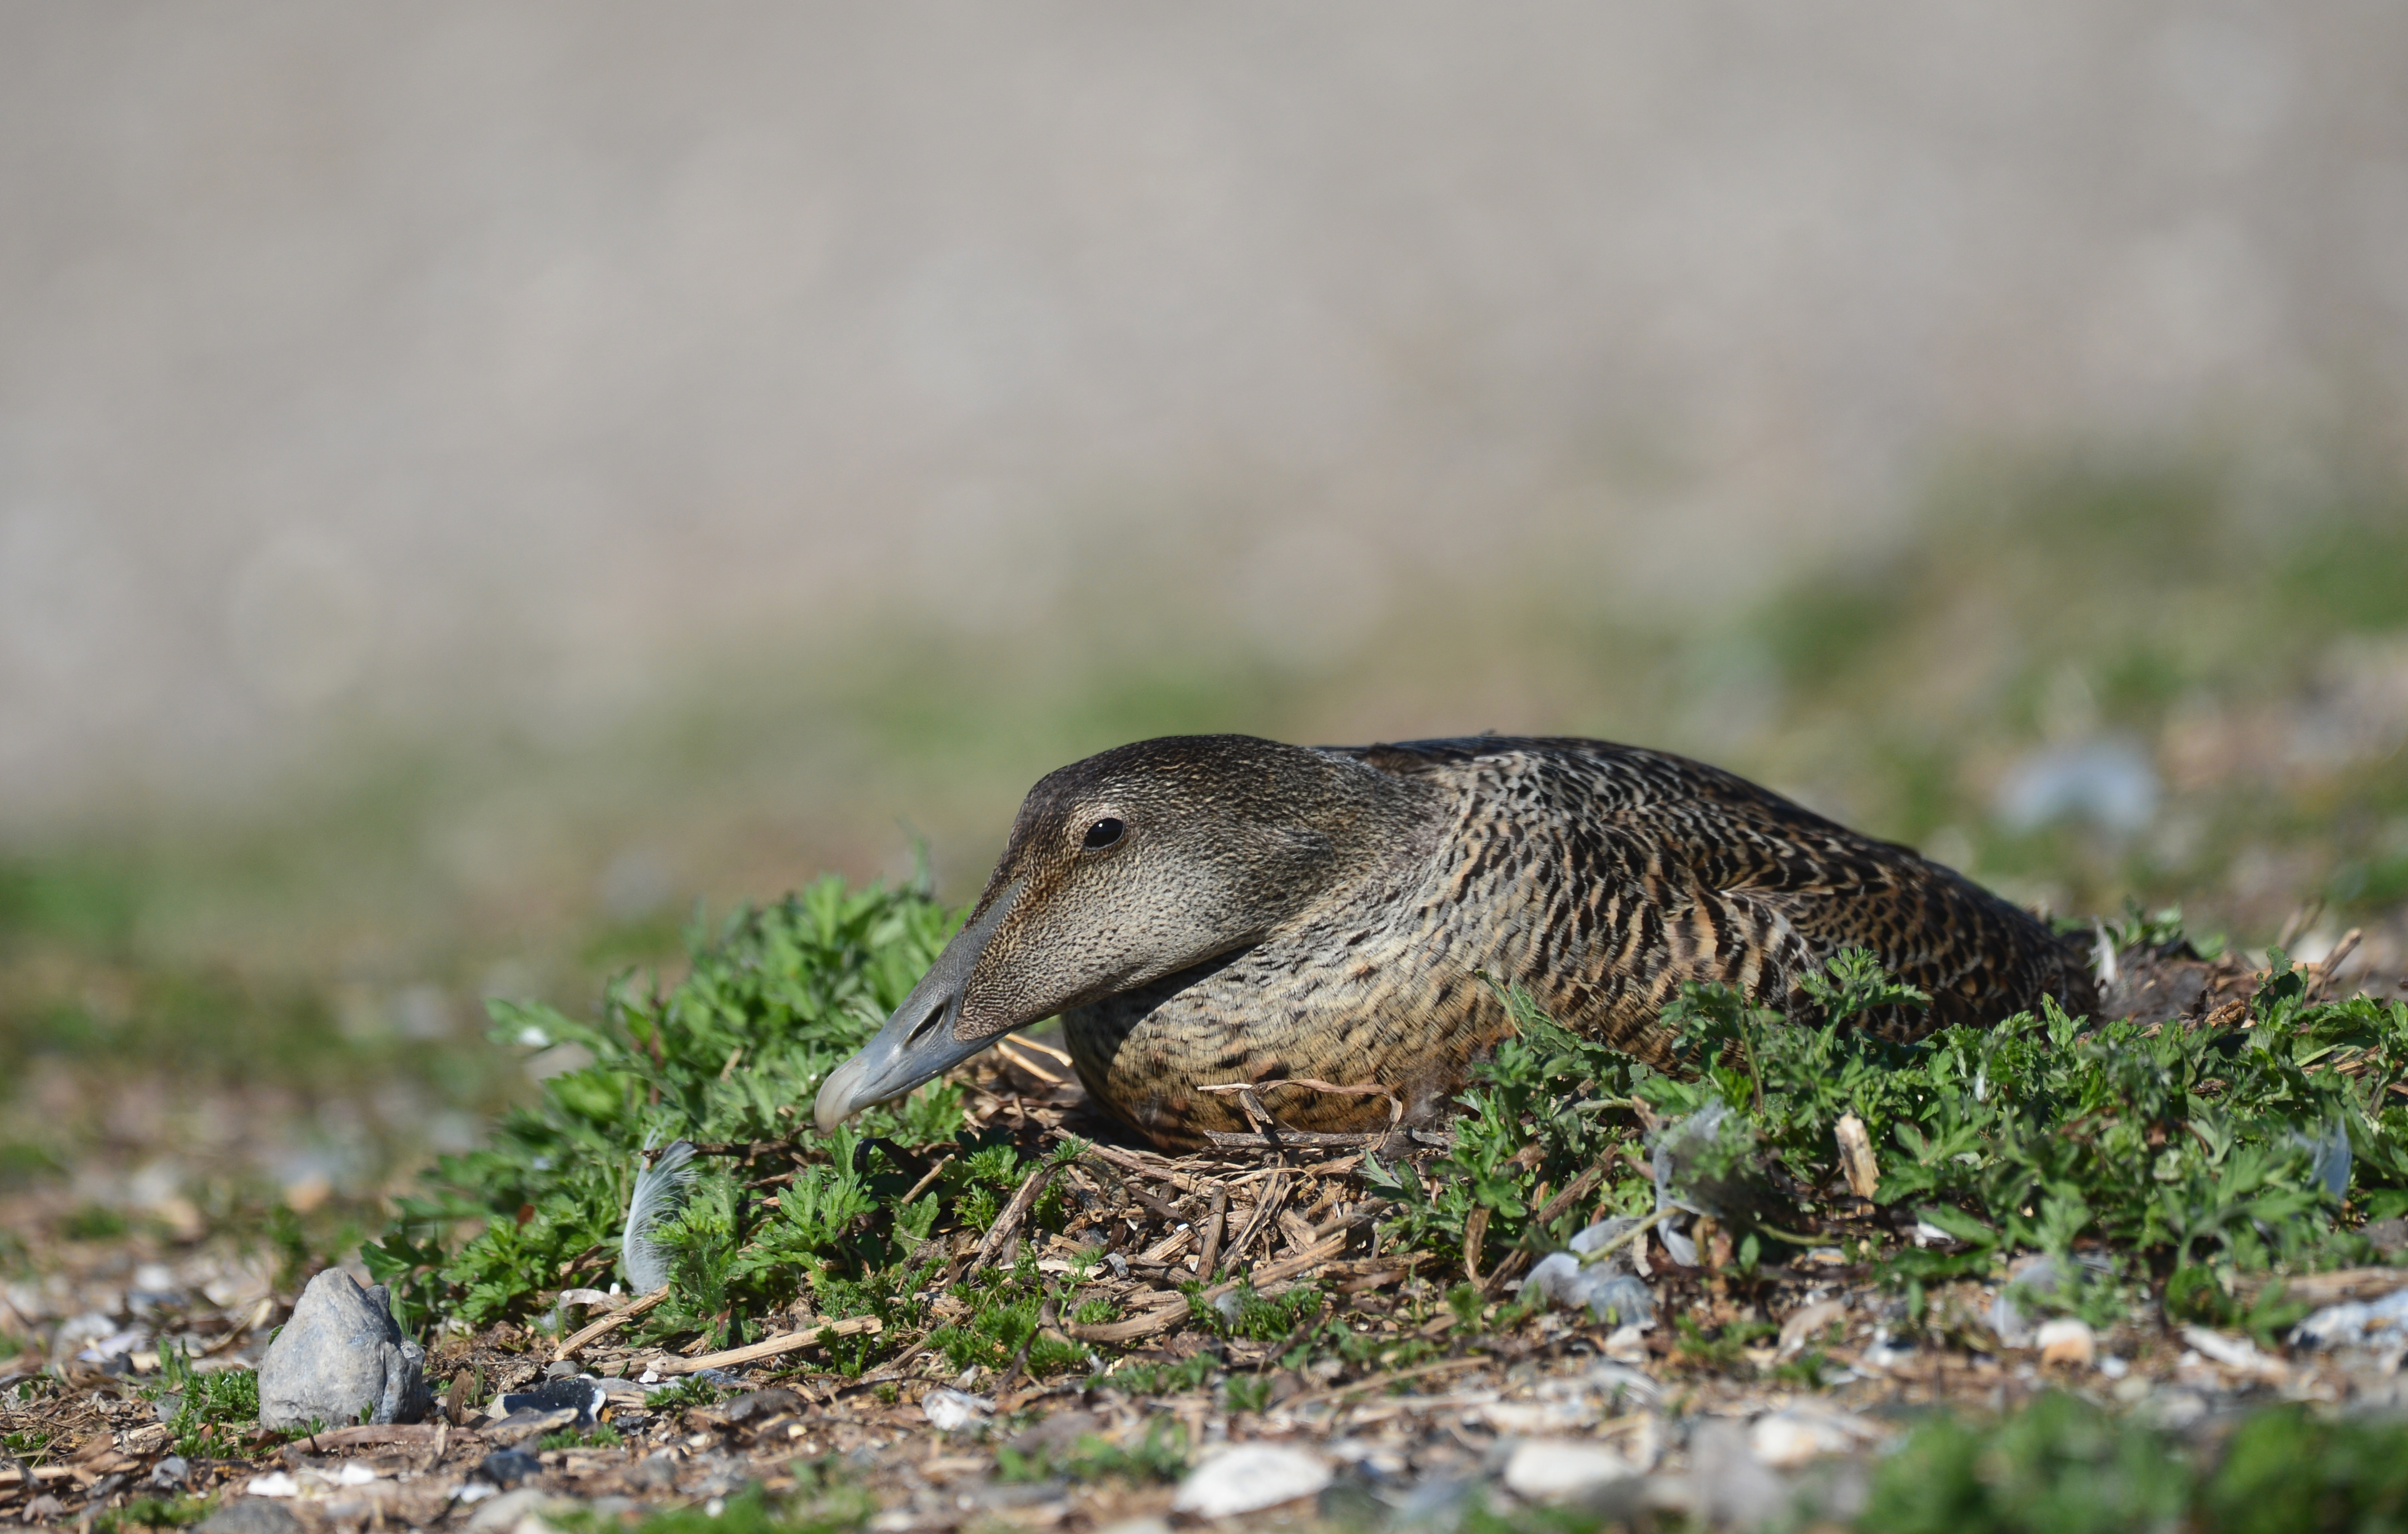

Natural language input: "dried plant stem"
[970,1161,1062,1273]
[651,1315,882,1376]
[1575,1206,1674,1267]
[554,1285,671,1362]
[1197,1188,1228,1278]
[1220,1173,1290,1274]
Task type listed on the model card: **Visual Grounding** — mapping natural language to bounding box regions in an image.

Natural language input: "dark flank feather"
[817,734,2097,1150]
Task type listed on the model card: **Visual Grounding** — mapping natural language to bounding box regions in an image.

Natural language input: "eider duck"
[814,734,2096,1149]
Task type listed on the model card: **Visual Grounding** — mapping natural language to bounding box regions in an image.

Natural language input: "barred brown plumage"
[815,734,2097,1150]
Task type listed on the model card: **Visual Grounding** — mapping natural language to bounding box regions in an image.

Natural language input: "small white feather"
[623,1134,697,1294]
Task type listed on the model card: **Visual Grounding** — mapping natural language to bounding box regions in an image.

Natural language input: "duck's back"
[1334,736,2097,1048]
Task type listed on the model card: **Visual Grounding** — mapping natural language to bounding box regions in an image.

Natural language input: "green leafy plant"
[366,878,965,1346]
[995,1417,1188,1485]
[61,1204,128,1242]
[1100,1354,1217,1396]
[1376,939,2408,1341]
[1,1427,60,1461]
[1859,1392,2408,1534]
[1366,977,1657,1270]
[143,1343,263,1461]
[923,1256,1084,1379]
[643,1376,723,1412]
[612,1479,877,1534]
[96,1495,214,1533]
[538,1423,625,1451]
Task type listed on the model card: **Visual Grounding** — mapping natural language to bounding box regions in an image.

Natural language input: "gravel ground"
[6,942,2408,1530]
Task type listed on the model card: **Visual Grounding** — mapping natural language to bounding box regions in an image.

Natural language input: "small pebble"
[194,1503,298,1534]
[1778,1298,1849,1356]
[2036,1317,2096,1368]
[1748,1408,1866,1469]
[478,1448,542,1487]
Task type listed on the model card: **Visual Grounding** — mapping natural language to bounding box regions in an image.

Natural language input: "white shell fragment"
[1500,1439,1643,1503]
[920,1389,993,1431]
[1520,1217,1658,1327]
[1748,1407,1878,1469]
[1171,1443,1332,1518]
[2293,1285,2408,1351]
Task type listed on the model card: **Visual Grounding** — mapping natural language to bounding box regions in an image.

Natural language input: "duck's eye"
[1081,817,1126,851]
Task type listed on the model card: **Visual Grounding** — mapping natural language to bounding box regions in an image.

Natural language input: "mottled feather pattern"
[1063,736,2094,1149]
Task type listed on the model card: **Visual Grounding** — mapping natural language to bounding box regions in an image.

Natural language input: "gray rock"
[478,1447,542,1486]
[1990,1255,2063,1349]
[195,1500,302,1534]
[484,1407,577,1444]
[2293,1285,2408,1351]
[255,1269,431,1431]
[464,1487,582,1534]
[1686,1418,1790,1531]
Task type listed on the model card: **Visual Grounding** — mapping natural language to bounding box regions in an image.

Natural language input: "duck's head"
[812,734,1431,1132]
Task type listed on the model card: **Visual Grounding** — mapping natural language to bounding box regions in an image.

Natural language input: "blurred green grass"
[2,446,2404,1197]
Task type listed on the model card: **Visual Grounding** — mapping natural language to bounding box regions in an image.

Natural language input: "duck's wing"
[1578,743,2095,1032]
[1335,736,2093,1036]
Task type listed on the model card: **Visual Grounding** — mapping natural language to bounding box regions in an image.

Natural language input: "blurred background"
[4,3,2408,1282]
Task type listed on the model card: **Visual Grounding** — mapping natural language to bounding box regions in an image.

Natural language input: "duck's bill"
[812,886,1018,1134]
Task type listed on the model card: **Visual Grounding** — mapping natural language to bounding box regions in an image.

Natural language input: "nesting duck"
[815,734,2096,1149]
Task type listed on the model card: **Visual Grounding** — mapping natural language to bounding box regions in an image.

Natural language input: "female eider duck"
[815,734,2095,1149]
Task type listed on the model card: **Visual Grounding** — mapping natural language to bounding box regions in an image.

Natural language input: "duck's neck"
[1277,751,1450,920]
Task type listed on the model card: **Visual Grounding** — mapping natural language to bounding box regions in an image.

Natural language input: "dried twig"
[1202,1230,1349,1298]
[1220,1173,1291,1275]
[1196,1188,1228,1278]
[1197,1077,1406,1130]
[2307,929,2364,1001]
[970,1161,1062,1273]
[1287,1354,1488,1409]
[899,1153,955,1205]
[554,1285,671,1362]
[1082,1142,1210,1193]
[1063,1298,1191,1344]
[651,1315,882,1375]
[994,1036,1069,1083]
[1529,1164,1608,1227]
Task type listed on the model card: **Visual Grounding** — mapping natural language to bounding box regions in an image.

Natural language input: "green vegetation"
[60,1204,128,1242]
[538,1423,625,1451]
[994,1416,1188,1485]
[141,1344,262,1461]
[579,1479,875,1534]
[356,877,2408,1517]
[365,877,1085,1370]
[1859,1392,2408,1534]
[1374,939,2408,1322]
[95,1495,214,1533]
[1,1427,60,1461]
[641,1375,722,1412]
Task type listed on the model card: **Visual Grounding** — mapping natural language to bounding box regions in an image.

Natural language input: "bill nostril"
[905,995,951,1046]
